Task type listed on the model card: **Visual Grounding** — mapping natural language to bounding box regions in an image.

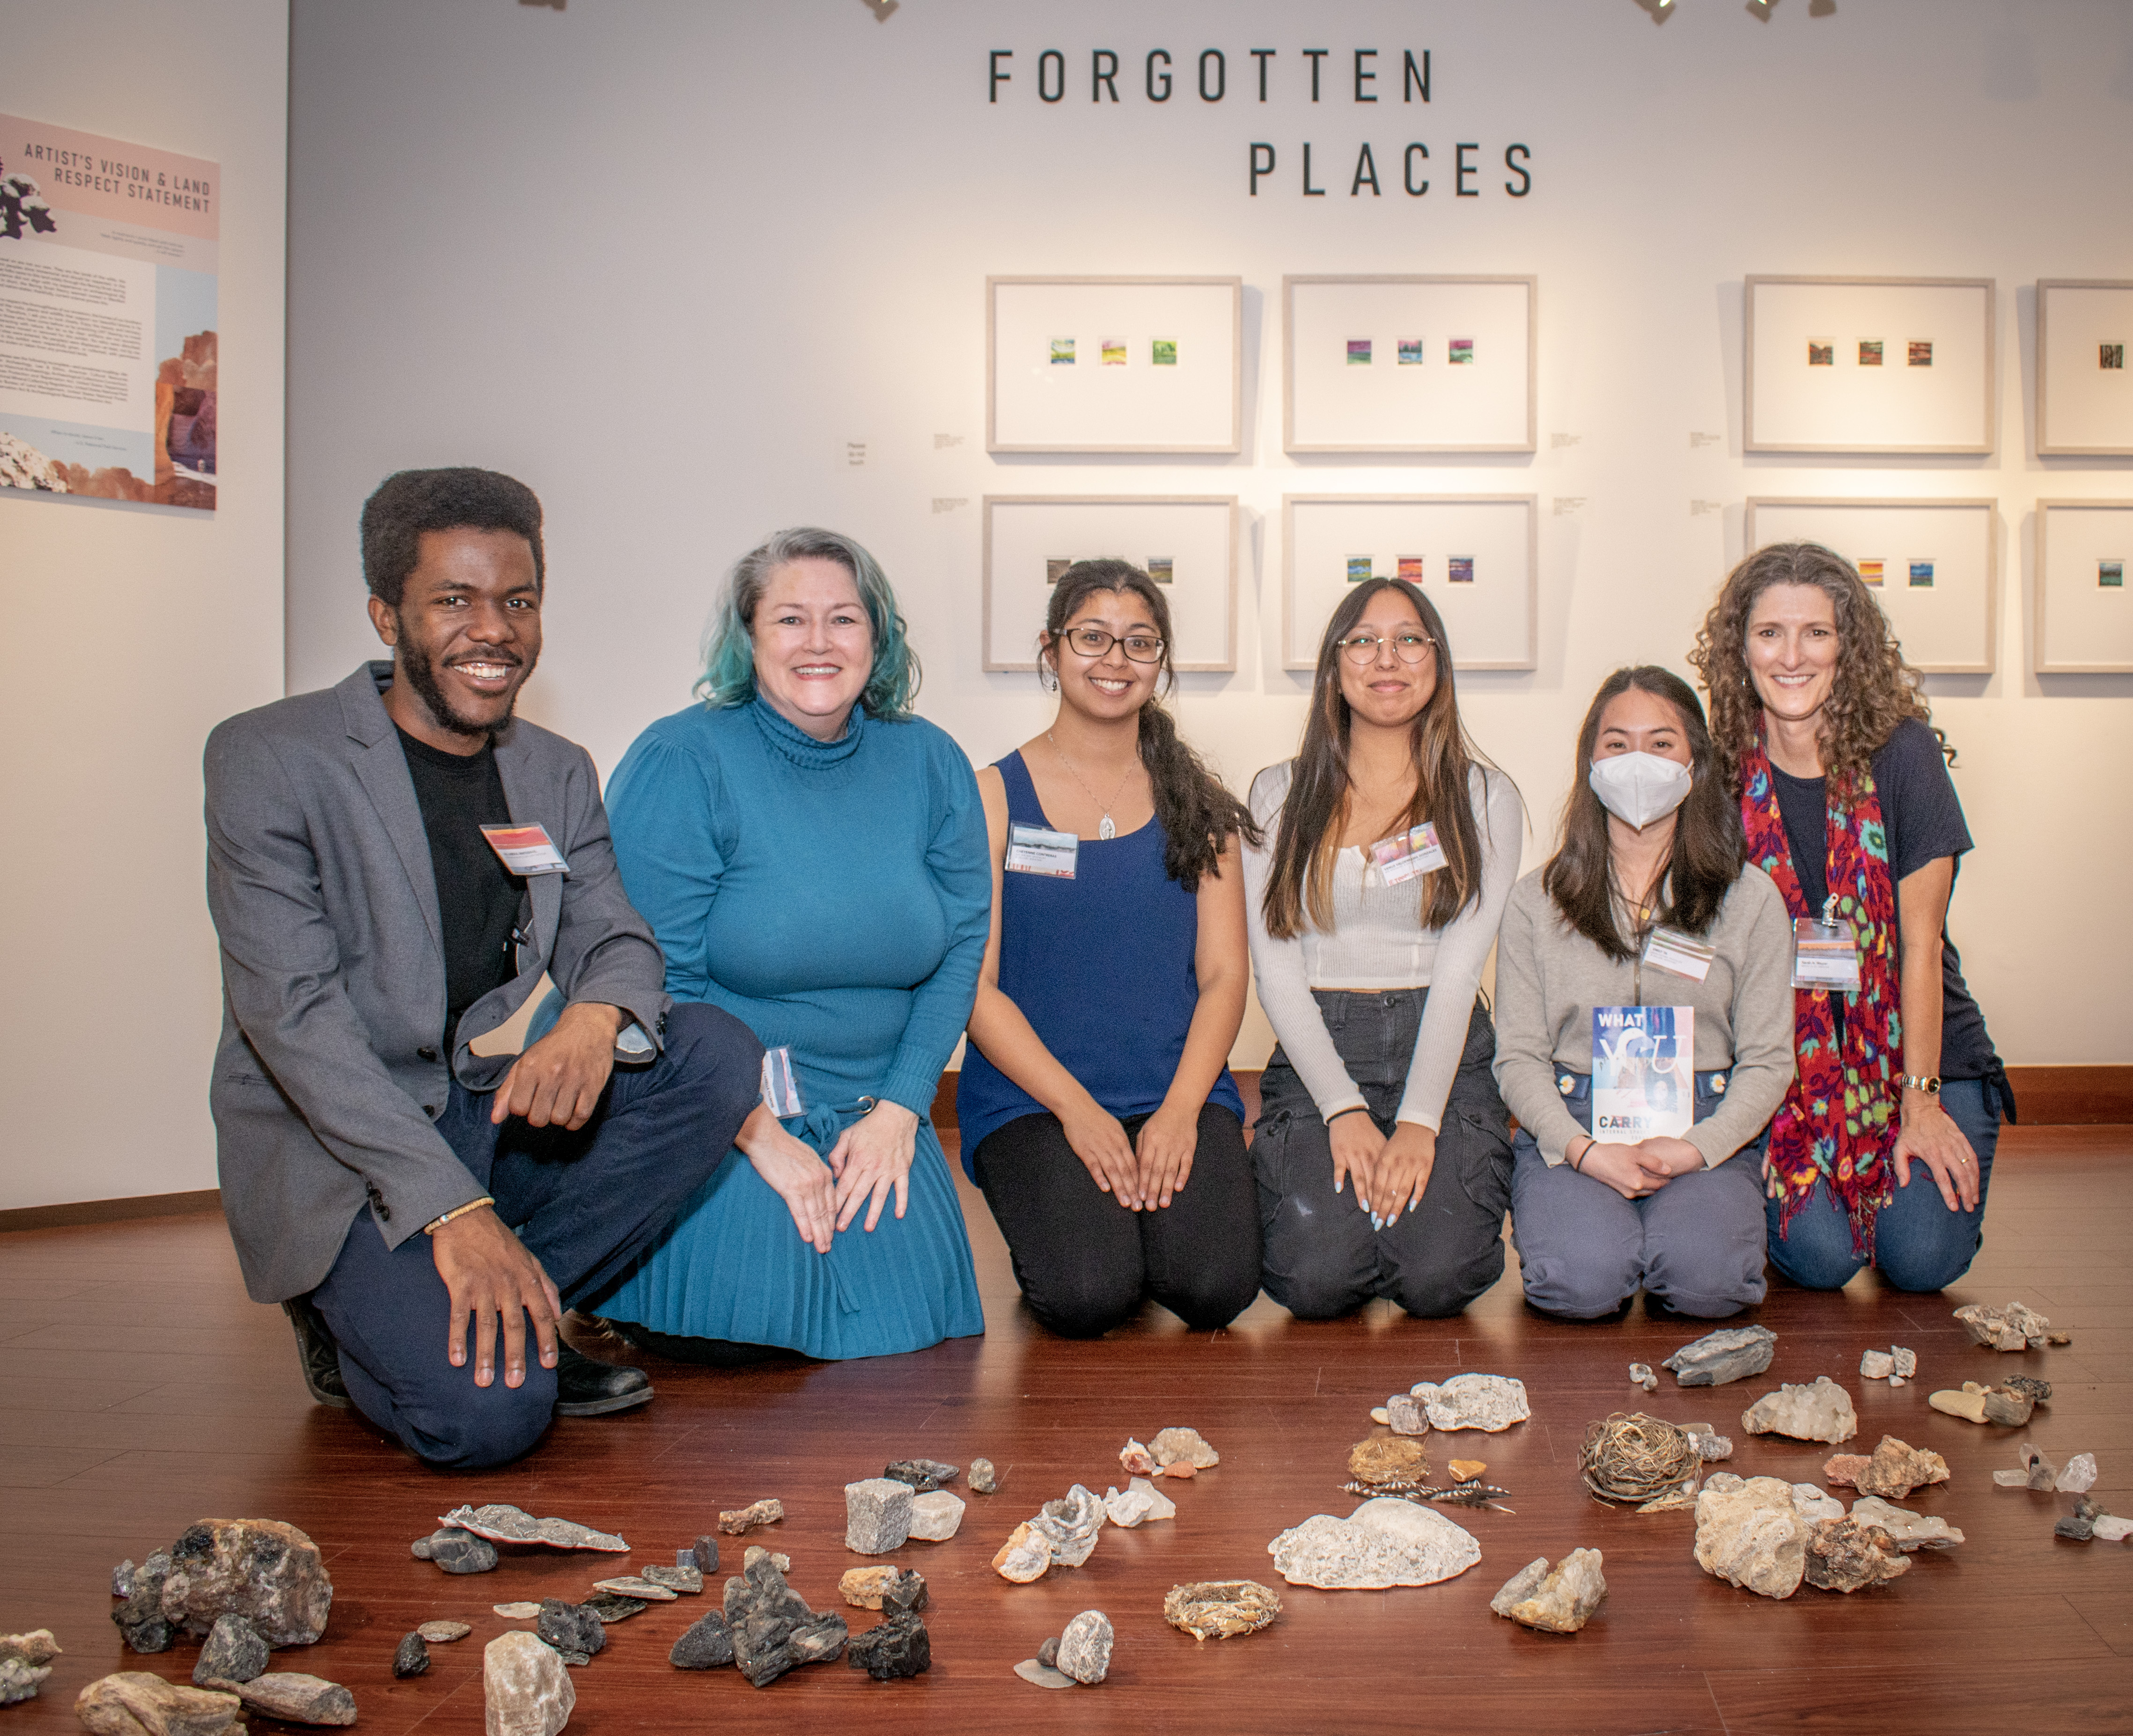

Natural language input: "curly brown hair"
[1688,540,1948,793]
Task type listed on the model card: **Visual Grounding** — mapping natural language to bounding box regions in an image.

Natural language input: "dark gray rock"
[555,1650,591,1668]
[2057,1513,2096,1541]
[411,1528,498,1575]
[728,1557,848,1687]
[669,1611,736,1670]
[691,1534,720,1575]
[847,1613,930,1680]
[211,1672,358,1726]
[1036,1636,1059,1667]
[162,1519,333,1646]
[192,1614,268,1686]
[112,1560,136,1599]
[111,1551,175,1654]
[392,1633,430,1679]
[1662,1325,1778,1387]
[579,1593,647,1624]
[969,1458,998,1495]
[883,1459,960,1494]
[535,1599,607,1657]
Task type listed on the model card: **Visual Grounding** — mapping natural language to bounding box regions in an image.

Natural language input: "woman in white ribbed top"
[1243,578,1524,1319]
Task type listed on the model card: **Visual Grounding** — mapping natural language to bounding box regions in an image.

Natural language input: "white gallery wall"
[284,0,2133,1073]
[0,3,287,1209]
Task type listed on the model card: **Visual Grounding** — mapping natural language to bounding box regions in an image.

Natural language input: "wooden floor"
[5,1127,2132,1736]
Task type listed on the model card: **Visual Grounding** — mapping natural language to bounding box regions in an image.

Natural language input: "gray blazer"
[205,661,672,1303]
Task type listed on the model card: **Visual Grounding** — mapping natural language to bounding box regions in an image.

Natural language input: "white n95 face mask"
[1589,751,1694,829]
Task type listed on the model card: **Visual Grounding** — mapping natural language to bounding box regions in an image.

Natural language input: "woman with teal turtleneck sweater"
[591,527,988,1360]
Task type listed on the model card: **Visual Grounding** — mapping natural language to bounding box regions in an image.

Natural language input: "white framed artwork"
[1743,277,1995,455]
[1283,276,1537,454]
[981,495,1238,674]
[1743,498,1998,674]
[2035,500,2133,674]
[2037,281,2133,456]
[986,277,1242,454]
[1280,495,1537,672]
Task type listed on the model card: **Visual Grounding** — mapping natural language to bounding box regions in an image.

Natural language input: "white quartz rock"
[1741,1376,1859,1445]
[1408,1373,1530,1432]
[1694,1475,1806,1598]
[1266,1497,1481,1590]
[1791,1484,1845,1523]
[907,1491,965,1541]
[1849,1496,1965,1551]
[1859,1350,1895,1380]
[484,1633,574,1736]
[2092,1516,2133,1543]
[2060,1453,2100,1495]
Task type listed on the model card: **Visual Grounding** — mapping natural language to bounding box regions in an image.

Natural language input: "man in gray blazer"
[205,467,762,1469]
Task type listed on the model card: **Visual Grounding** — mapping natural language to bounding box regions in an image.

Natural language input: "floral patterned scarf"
[1740,735,1900,1255]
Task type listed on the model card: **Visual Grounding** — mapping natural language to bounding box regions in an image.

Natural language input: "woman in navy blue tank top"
[958,561,1264,1337]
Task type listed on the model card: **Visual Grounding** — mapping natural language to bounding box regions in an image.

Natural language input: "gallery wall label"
[0,112,218,509]
[983,46,1534,202]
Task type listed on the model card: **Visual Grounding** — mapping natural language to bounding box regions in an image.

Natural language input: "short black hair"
[360,467,545,606]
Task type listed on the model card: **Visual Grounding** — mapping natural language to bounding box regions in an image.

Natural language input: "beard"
[395,618,537,740]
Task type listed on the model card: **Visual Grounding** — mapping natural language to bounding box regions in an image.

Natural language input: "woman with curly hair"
[1689,541,2010,1293]
[960,560,1262,1336]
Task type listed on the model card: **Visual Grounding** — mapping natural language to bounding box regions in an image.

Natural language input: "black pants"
[309,1002,764,1469]
[1253,989,1514,1320]
[972,1103,1262,1338]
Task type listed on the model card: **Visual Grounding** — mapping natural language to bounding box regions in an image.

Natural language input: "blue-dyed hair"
[696,526,920,720]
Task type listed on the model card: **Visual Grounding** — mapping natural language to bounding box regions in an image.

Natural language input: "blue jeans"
[1510,1070,1770,1319]
[308,1002,763,1469]
[1765,1076,2002,1293]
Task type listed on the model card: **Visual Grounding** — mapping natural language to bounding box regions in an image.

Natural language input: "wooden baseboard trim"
[0,1188,222,1234]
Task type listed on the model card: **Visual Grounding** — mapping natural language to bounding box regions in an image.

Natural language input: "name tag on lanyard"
[1792,918,1861,991]
[1644,926,1716,982]
[1005,823,1079,879]
[479,822,568,876]
[1368,822,1447,886]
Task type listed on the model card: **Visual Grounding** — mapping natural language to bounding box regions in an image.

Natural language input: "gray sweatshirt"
[1492,863,1796,1167]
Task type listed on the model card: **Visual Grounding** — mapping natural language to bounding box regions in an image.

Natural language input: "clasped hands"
[1577,1134,1706,1200]
[739,1098,920,1253]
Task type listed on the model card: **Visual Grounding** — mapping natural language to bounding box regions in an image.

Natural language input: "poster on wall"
[982,495,1237,672]
[2036,281,2133,457]
[987,277,1242,454]
[2034,500,2133,674]
[1281,495,1537,671]
[1743,498,1998,674]
[1743,277,1994,456]
[1284,276,1536,454]
[0,113,217,509]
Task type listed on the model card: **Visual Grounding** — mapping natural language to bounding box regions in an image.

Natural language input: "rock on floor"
[1804,1517,1911,1592]
[993,1524,1050,1583]
[393,1633,430,1679]
[1848,1496,1964,1550]
[669,1612,735,1670]
[0,1633,60,1670]
[1013,1659,1076,1690]
[1056,1611,1113,1685]
[1267,1498,1481,1590]
[883,1459,959,1493]
[1489,1550,1606,1633]
[1408,1373,1530,1432]
[210,1673,356,1726]
[484,1632,574,1736]
[1953,1300,2050,1351]
[838,1567,927,1611]
[417,1622,472,1644]
[642,1563,702,1594]
[191,1615,266,1687]
[1029,1486,1107,1568]
[158,1520,332,1648]
[1791,1485,1845,1524]
[718,1500,784,1538]
[908,1492,965,1541]
[1694,1474,1808,1598]
[2061,1453,2100,1494]
[1662,1325,1778,1388]
[535,1601,605,1659]
[75,1672,242,1736]
[442,1506,626,1553]
[0,1660,51,1707]
[1150,1428,1219,1469]
[111,1553,176,1655]
[1741,1377,1859,1445]
[1853,1436,1951,1501]
[846,1479,915,1553]
[969,1458,998,1494]
[727,1554,847,1687]
[691,1536,721,1575]
[846,1612,930,1680]
[1163,1581,1281,1641]
[412,1529,498,1575]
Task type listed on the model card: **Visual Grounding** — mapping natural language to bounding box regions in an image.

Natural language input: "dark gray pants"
[1253,990,1514,1320]
[1509,1071,1768,1319]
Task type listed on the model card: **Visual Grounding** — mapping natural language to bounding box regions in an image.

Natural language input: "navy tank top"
[954,750,1245,1173]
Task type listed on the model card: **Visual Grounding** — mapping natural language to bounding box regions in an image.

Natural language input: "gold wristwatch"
[1899,1074,1942,1096]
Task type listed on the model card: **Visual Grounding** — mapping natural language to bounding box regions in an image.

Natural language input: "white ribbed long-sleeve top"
[1243,761,1525,1130]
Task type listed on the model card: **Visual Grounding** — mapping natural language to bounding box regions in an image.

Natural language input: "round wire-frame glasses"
[1336,630,1437,666]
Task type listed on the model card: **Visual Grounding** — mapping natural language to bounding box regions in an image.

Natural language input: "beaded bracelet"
[423,1195,496,1236]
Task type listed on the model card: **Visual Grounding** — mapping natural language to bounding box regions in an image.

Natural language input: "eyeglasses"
[1059,626,1165,664]
[1336,631,1437,666]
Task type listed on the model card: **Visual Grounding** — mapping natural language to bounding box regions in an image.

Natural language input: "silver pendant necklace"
[1047,731,1135,840]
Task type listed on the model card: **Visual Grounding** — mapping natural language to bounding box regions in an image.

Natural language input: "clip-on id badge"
[1792,896,1861,991]
[1005,822,1078,879]
[1643,926,1716,983]
[1368,822,1447,886]
[761,1046,805,1118]
[479,823,569,876]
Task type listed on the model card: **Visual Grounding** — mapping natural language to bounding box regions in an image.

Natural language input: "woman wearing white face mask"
[1493,667,1795,1318]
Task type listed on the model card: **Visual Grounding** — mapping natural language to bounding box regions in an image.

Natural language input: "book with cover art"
[1591,1005,1694,1141]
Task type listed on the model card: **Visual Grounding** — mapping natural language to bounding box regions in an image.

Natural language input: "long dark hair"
[1260,578,1493,938]
[1542,666,1744,961]
[1042,560,1258,891]
[1688,540,1949,795]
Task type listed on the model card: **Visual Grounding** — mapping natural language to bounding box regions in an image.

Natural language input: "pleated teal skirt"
[594,1116,985,1360]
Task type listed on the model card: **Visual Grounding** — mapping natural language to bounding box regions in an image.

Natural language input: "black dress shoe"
[555,1343,654,1417]
[282,1296,353,1409]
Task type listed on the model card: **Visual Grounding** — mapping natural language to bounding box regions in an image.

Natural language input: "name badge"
[1644,926,1716,983]
[1006,822,1078,879]
[1792,918,1861,991]
[479,823,569,876]
[760,1046,805,1118]
[1368,822,1448,886]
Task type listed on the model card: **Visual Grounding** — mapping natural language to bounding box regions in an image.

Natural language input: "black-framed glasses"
[1336,630,1436,666]
[1060,626,1165,664]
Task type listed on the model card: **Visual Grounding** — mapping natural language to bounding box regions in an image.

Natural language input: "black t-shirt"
[1768,715,1996,1078]
[397,727,524,1049]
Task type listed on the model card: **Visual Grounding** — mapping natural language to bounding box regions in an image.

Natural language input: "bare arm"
[1137,835,1250,1208]
[1890,856,1979,1210]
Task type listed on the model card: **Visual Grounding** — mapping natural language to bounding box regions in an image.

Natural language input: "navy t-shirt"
[1769,715,1995,1078]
